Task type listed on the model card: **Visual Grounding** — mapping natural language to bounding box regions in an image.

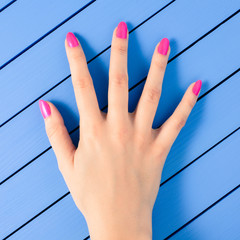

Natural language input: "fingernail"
[158,38,169,55]
[66,32,79,48]
[192,80,202,96]
[116,21,127,39]
[39,100,51,119]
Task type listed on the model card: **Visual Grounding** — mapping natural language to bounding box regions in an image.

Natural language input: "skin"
[41,26,200,240]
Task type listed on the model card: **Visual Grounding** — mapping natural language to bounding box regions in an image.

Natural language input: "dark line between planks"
[0,7,239,184]
[3,73,240,239]
[83,236,90,240]
[128,9,240,93]
[0,0,176,128]
[2,6,240,239]
[168,9,240,63]
[161,124,240,186]
[0,1,176,185]
[0,0,96,70]
[0,146,52,185]
[165,184,240,239]
[0,0,16,13]
[2,192,70,240]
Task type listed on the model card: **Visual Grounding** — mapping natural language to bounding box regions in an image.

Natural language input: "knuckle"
[116,128,129,142]
[134,132,147,151]
[70,50,85,62]
[145,86,161,103]
[112,43,128,56]
[185,97,195,109]
[47,124,65,140]
[112,126,130,146]
[74,76,91,89]
[84,122,101,140]
[153,58,166,71]
[110,72,128,87]
[152,143,168,159]
[175,116,187,131]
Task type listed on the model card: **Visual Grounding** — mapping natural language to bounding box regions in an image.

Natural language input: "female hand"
[39,21,202,240]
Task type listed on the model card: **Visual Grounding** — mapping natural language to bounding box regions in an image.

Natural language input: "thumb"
[39,100,76,175]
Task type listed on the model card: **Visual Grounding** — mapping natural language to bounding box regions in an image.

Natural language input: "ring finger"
[135,38,170,134]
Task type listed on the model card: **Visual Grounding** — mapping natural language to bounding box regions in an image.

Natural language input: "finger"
[154,80,202,152]
[135,38,170,134]
[65,32,101,124]
[39,100,76,176]
[108,22,129,122]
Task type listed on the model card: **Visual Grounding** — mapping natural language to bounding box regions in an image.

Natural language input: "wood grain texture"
[2,19,240,239]
[0,0,91,67]
[0,0,172,126]
[0,0,240,239]
[0,0,173,181]
[7,84,240,239]
[152,117,240,239]
[169,183,240,239]
[1,0,239,183]
[0,0,15,11]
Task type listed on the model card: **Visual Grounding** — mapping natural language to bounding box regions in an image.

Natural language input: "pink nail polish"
[158,38,169,55]
[116,21,127,39]
[66,32,79,48]
[192,80,202,96]
[39,100,51,119]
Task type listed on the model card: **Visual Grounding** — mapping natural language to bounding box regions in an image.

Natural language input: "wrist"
[86,206,152,240]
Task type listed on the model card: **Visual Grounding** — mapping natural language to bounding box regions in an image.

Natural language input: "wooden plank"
[7,194,89,240]
[0,0,15,12]
[152,127,240,239]
[0,0,172,125]
[2,29,240,238]
[168,186,240,240]
[8,87,240,239]
[0,0,172,182]
[0,0,92,67]
[1,0,239,127]
[0,130,79,238]
[1,0,239,183]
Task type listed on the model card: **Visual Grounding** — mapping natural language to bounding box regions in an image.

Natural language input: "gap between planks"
[3,71,240,239]
[0,0,96,70]
[0,8,239,185]
[0,0,176,128]
[0,0,16,13]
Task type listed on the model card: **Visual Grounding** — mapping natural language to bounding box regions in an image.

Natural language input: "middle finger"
[108,21,129,122]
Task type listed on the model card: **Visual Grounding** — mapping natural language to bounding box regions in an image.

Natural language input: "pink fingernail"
[192,80,202,96]
[66,32,79,48]
[39,100,51,119]
[116,21,127,39]
[158,38,169,55]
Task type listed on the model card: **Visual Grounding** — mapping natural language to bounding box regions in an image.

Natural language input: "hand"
[39,21,202,240]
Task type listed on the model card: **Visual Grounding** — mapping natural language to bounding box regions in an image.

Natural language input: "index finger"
[65,32,101,124]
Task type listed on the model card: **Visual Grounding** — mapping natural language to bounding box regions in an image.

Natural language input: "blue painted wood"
[2,34,240,238]
[0,0,91,67]
[8,81,240,239]
[170,186,240,240]
[152,127,240,239]
[0,0,15,11]
[0,130,79,238]
[0,0,172,182]
[10,194,89,240]
[0,0,239,239]
[0,0,172,126]
[1,0,239,183]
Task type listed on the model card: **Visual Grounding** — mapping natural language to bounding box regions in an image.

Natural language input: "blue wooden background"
[0,0,239,239]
